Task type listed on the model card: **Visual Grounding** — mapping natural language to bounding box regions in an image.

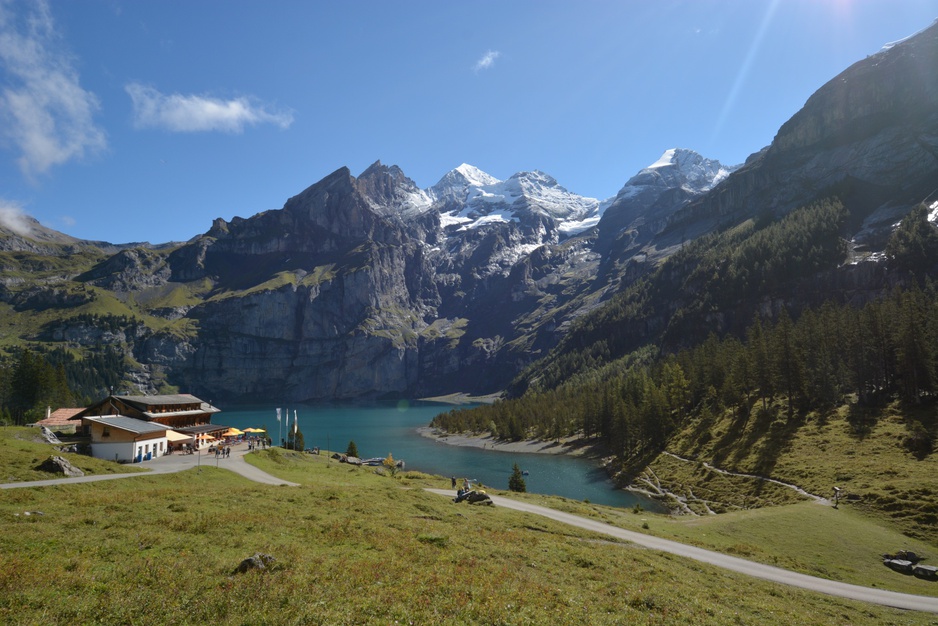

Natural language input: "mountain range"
[2,19,937,403]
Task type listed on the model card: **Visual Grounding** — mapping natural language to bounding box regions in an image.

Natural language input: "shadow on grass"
[705,403,806,479]
[846,403,881,440]
[703,403,764,469]
[898,398,937,460]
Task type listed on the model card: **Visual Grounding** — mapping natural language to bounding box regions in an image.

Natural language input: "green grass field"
[654,399,938,543]
[0,429,935,625]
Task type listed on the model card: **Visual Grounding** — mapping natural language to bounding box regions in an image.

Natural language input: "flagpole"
[276,408,282,448]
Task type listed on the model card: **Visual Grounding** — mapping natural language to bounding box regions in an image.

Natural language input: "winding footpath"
[660,451,832,505]
[5,447,936,613]
[427,489,938,614]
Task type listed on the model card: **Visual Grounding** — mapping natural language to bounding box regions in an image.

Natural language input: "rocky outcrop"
[233,553,276,574]
[37,455,84,477]
[79,248,172,291]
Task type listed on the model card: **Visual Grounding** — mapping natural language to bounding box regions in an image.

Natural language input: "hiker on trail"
[451,476,456,489]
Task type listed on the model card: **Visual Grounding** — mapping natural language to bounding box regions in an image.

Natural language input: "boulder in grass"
[884,559,914,573]
[37,455,84,477]
[234,553,276,574]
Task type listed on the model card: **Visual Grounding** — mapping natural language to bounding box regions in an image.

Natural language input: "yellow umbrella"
[222,428,244,437]
[244,427,265,433]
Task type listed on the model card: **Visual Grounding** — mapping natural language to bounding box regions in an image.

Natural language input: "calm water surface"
[219,401,662,511]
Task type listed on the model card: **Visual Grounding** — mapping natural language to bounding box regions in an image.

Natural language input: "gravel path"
[0,442,298,489]
[660,451,832,505]
[427,488,938,614]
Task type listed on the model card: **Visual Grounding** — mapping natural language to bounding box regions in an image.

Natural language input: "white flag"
[294,410,298,434]
[276,408,281,423]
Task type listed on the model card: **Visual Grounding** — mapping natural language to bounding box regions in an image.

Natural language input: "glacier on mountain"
[397,148,734,247]
[618,148,735,200]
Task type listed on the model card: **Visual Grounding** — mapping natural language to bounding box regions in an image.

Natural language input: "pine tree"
[508,463,526,492]
[885,204,938,278]
[346,440,359,458]
[287,427,305,452]
[747,316,773,412]
[772,309,802,420]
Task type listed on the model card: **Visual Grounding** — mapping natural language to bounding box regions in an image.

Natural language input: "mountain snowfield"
[425,148,735,240]
[614,148,735,204]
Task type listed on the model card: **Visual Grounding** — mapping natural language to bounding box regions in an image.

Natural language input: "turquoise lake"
[218,401,661,511]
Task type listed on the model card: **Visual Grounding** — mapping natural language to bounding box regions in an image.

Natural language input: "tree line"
[433,282,938,467]
[511,199,852,396]
[0,345,126,425]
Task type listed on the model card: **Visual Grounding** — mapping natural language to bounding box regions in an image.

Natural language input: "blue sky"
[2,0,938,244]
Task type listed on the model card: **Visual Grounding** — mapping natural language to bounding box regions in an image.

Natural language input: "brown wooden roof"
[35,408,83,427]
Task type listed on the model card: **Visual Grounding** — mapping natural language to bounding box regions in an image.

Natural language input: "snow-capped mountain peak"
[430,164,501,208]
[617,148,735,200]
[439,168,601,236]
[453,163,501,187]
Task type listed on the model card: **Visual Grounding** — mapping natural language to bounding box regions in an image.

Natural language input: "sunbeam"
[711,0,782,144]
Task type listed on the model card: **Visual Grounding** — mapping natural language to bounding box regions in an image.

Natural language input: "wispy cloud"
[125,83,294,133]
[473,50,501,73]
[0,0,107,179]
[0,200,35,236]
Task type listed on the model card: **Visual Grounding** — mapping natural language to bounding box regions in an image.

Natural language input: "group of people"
[451,476,474,491]
[212,445,231,459]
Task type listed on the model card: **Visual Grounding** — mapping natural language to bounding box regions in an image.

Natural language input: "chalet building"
[82,416,170,463]
[71,394,229,458]
[74,394,222,428]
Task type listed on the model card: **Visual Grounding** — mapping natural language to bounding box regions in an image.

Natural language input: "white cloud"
[473,50,501,73]
[125,83,294,133]
[0,0,107,179]
[0,200,35,236]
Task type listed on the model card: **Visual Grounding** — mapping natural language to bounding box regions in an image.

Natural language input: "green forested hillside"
[512,199,851,396]
[433,203,938,538]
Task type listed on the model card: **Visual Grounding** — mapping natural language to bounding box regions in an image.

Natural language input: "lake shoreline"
[416,426,603,458]
[418,426,675,512]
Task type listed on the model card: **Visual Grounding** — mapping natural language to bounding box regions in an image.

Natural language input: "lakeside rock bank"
[419,427,678,512]
[417,427,598,456]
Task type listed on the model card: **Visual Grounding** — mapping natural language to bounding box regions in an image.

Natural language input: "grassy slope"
[0,428,145,482]
[0,431,934,624]
[656,400,938,544]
